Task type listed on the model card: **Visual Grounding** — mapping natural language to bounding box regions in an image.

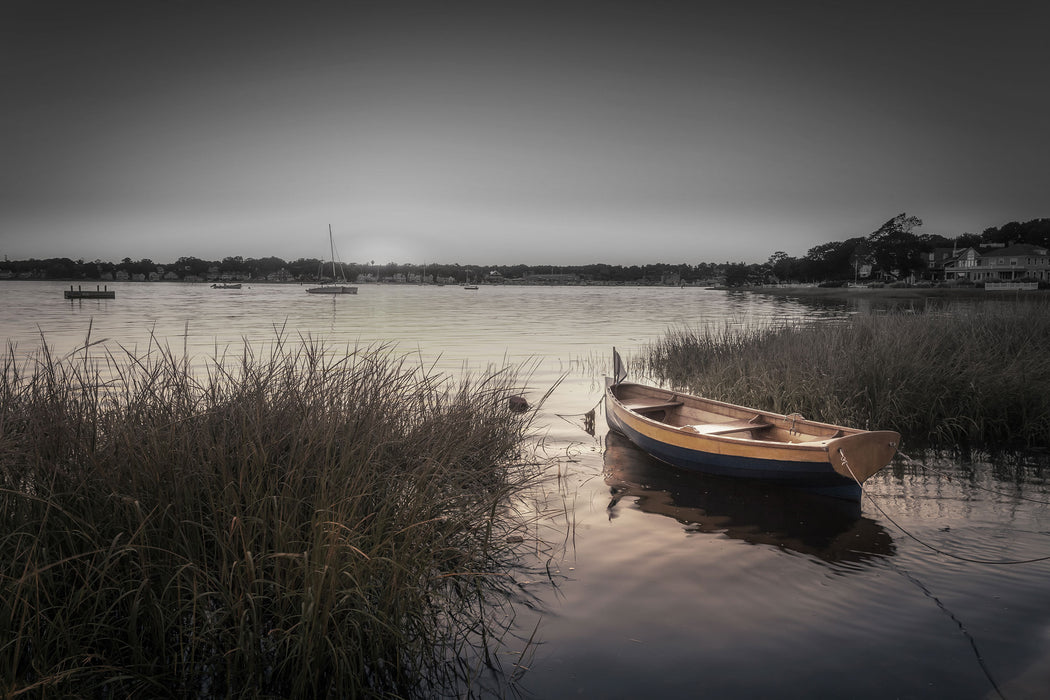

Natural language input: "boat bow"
[826,431,900,484]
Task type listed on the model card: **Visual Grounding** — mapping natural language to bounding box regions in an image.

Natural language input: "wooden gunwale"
[612,382,849,440]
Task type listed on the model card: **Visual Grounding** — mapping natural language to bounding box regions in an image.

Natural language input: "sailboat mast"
[329,225,337,281]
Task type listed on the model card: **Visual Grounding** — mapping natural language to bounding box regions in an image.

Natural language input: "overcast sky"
[2,1,1047,266]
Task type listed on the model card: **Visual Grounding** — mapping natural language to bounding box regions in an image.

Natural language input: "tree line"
[0,255,725,284]
[732,216,1050,286]
[3,217,1047,285]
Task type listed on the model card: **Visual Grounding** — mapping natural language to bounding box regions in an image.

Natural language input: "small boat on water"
[308,285,357,295]
[604,350,899,500]
[307,225,358,295]
[603,431,894,564]
[211,283,241,289]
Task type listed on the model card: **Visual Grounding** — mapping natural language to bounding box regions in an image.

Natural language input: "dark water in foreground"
[522,434,1048,700]
[3,281,1048,698]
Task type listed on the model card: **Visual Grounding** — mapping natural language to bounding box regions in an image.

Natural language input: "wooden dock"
[64,285,115,299]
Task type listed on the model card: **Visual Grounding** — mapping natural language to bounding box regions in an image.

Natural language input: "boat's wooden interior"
[612,382,851,445]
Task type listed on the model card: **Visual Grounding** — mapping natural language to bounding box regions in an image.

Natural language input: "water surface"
[3,281,1047,698]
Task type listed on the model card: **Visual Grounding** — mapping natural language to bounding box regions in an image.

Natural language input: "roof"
[979,243,1049,258]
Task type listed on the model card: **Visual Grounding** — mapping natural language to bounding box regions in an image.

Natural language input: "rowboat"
[603,431,894,563]
[604,351,899,500]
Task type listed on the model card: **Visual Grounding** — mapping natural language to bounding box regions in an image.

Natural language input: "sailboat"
[307,225,358,295]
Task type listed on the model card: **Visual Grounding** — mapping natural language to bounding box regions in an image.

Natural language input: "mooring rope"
[888,559,1006,700]
[554,394,604,436]
[555,394,603,420]
[840,447,1050,566]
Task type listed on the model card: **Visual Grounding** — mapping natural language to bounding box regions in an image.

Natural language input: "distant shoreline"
[737,285,1046,300]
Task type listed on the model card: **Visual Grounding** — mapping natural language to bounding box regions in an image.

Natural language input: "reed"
[644,299,1050,447]
[0,335,546,698]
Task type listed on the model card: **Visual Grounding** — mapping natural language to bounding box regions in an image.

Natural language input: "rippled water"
[3,281,1048,698]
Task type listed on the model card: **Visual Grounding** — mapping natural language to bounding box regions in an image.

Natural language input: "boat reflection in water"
[603,430,894,567]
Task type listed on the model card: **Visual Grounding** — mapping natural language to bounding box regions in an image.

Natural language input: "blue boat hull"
[606,405,863,500]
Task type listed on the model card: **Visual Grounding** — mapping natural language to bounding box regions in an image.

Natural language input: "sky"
[1,1,1047,266]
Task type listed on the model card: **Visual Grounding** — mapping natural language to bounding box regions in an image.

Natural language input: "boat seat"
[681,420,773,436]
[795,430,844,445]
[622,400,683,413]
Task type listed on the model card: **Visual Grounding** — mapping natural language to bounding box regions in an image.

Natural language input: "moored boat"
[306,285,357,295]
[603,430,894,563]
[307,225,358,295]
[604,350,899,500]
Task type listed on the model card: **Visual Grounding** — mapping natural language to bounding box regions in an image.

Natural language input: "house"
[924,248,965,280]
[266,268,294,282]
[940,247,982,280]
[943,244,1050,282]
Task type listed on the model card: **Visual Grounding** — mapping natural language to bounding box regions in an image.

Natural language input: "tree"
[246,256,286,278]
[724,262,762,287]
[866,213,924,279]
[800,238,863,282]
[221,256,246,273]
[849,240,873,282]
[44,258,73,279]
[766,251,796,283]
[980,219,1050,247]
[176,256,209,276]
[124,259,155,276]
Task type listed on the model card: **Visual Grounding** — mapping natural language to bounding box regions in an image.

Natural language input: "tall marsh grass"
[1,335,547,697]
[645,300,1050,447]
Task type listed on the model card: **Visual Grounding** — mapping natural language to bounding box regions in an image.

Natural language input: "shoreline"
[737,285,1046,300]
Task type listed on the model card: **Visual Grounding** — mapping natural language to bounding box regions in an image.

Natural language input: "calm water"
[3,281,1049,699]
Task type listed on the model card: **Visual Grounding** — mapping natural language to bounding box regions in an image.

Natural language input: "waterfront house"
[924,248,966,281]
[943,243,1050,282]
